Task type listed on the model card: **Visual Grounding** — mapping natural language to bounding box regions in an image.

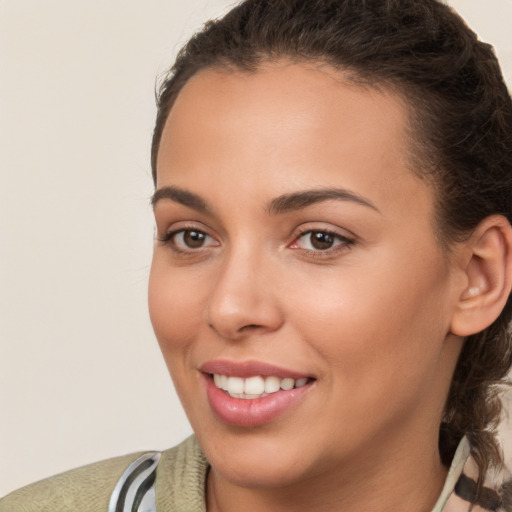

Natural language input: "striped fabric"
[108,452,161,512]
[438,437,511,512]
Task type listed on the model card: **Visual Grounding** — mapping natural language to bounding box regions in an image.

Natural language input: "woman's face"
[149,62,463,488]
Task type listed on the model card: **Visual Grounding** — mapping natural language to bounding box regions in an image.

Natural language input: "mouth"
[200,360,316,427]
[211,374,312,399]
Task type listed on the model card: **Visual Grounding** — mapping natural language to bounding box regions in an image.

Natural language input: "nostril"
[239,324,265,333]
[207,321,265,340]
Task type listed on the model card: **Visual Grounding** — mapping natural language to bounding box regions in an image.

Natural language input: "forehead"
[162,61,412,156]
[157,61,434,222]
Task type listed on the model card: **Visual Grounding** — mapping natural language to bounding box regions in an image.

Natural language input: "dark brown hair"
[151,0,512,489]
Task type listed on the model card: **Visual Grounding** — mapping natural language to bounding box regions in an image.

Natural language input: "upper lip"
[200,359,313,380]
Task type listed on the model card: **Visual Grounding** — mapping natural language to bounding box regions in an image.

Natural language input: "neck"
[206,428,448,512]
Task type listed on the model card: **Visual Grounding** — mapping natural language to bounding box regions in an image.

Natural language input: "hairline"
[152,56,459,251]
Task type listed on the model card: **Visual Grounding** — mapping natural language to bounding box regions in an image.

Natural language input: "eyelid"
[156,219,212,240]
[293,223,355,241]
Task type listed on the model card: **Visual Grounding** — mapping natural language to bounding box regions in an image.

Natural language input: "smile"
[213,374,310,399]
[200,361,316,427]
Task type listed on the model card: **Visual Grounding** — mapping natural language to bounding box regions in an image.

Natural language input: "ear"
[450,215,512,337]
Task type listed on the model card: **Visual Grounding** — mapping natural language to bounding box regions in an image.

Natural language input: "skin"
[149,62,468,512]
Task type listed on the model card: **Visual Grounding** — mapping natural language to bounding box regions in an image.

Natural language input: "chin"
[194,424,331,490]
[209,450,313,489]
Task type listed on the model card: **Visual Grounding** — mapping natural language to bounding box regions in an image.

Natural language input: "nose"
[206,249,284,340]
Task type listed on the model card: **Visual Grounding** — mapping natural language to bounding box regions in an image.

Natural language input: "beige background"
[1,0,511,497]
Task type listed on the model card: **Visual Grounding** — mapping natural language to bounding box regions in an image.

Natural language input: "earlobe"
[450,215,512,337]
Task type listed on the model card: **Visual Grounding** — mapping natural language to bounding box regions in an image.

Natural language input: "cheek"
[288,281,449,442]
[148,257,205,359]
[148,259,210,414]
[288,249,452,390]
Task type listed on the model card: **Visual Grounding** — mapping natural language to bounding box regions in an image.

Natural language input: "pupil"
[311,232,334,250]
[184,230,205,248]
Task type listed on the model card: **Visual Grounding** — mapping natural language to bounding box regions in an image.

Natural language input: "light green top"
[2,435,509,511]
[0,436,208,512]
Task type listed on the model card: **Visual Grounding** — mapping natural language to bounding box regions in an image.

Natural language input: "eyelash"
[290,228,355,256]
[157,227,355,258]
[157,227,218,255]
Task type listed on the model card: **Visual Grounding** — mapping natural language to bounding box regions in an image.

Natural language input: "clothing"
[0,435,509,512]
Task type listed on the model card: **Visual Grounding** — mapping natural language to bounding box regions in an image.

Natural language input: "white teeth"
[264,376,281,393]
[244,376,265,395]
[280,378,295,391]
[236,393,264,400]
[227,376,244,394]
[213,374,310,398]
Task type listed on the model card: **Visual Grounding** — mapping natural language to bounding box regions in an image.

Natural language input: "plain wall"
[1,0,511,497]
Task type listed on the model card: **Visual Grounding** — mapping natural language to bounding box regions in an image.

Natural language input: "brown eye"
[168,229,218,250]
[293,230,352,252]
[182,230,207,248]
[309,231,335,250]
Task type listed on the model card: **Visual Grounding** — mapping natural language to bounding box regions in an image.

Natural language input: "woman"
[1,0,511,511]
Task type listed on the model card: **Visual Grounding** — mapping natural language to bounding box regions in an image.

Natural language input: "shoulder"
[0,436,207,512]
[0,451,149,512]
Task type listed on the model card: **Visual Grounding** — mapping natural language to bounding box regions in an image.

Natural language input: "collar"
[433,436,511,512]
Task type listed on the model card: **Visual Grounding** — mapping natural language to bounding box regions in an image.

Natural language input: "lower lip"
[204,375,313,427]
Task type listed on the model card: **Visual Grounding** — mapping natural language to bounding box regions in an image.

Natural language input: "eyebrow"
[151,186,210,213]
[151,185,379,215]
[267,188,379,215]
